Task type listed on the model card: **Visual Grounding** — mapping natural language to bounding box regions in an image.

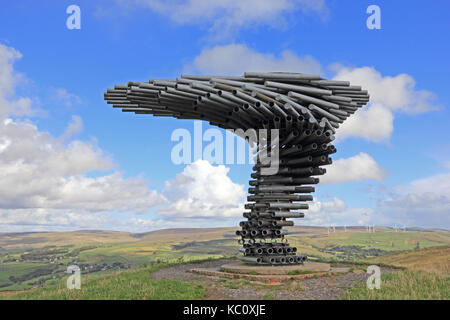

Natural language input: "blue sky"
[0,0,449,232]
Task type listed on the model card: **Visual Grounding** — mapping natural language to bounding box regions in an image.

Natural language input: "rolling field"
[341,245,450,300]
[0,226,449,297]
[367,245,450,274]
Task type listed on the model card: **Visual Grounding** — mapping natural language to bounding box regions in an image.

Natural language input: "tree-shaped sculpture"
[104,72,369,265]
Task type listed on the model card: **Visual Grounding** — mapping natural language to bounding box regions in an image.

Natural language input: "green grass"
[310,257,406,270]
[287,270,314,275]
[2,263,205,300]
[262,293,275,300]
[223,283,240,289]
[0,262,56,290]
[220,278,245,290]
[341,271,450,300]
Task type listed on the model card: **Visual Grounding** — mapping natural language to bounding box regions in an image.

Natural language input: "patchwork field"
[0,226,449,296]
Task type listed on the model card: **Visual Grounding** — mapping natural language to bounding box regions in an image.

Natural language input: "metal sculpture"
[104,72,369,265]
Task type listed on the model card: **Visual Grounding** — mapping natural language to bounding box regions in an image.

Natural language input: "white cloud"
[187,48,438,143]
[0,43,165,231]
[309,197,346,214]
[124,0,328,39]
[0,118,165,213]
[321,152,388,184]
[301,197,375,226]
[0,44,34,119]
[377,172,450,228]
[0,44,22,97]
[336,103,394,142]
[60,115,83,141]
[54,88,81,108]
[185,43,322,75]
[158,159,246,219]
[334,66,439,114]
[333,66,440,142]
[0,208,117,232]
[303,170,450,229]
[396,173,450,197]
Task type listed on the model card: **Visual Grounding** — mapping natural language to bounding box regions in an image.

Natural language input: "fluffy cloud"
[334,66,438,114]
[321,152,388,184]
[0,43,165,231]
[0,208,117,232]
[300,197,375,226]
[377,172,450,228]
[302,169,450,229]
[336,103,394,142]
[0,117,165,213]
[0,44,33,119]
[53,88,82,108]
[158,160,246,219]
[309,197,346,214]
[186,47,438,143]
[333,66,440,142]
[60,115,83,141]
[185,43,322,75]
[124,0,328,38]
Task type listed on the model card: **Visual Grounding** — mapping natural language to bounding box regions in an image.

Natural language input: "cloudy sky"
[0,0,449,232]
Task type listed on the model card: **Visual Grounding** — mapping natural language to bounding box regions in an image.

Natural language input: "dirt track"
[152,259,398,300]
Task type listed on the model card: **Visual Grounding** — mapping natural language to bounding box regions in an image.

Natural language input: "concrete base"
[189,261,349,284]
[221,261,331,275]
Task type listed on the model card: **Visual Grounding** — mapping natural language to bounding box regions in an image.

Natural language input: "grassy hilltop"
[0,226,449,299]
[342,245,450,300]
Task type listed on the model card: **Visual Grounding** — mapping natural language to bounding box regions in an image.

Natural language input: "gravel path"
[152,259,398,300]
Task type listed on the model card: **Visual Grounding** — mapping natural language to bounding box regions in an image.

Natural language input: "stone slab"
[220,261,331,275]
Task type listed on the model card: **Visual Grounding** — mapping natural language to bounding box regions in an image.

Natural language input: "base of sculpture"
[222,261,331,274]
[189,261,349,284]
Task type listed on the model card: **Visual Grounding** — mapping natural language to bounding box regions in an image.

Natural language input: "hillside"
[367,245,450,274]
[4,246,449,300]
[0,226,449,292]
[342,245,450,300]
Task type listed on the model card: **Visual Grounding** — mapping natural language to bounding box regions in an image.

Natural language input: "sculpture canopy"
[104,72,369,265]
